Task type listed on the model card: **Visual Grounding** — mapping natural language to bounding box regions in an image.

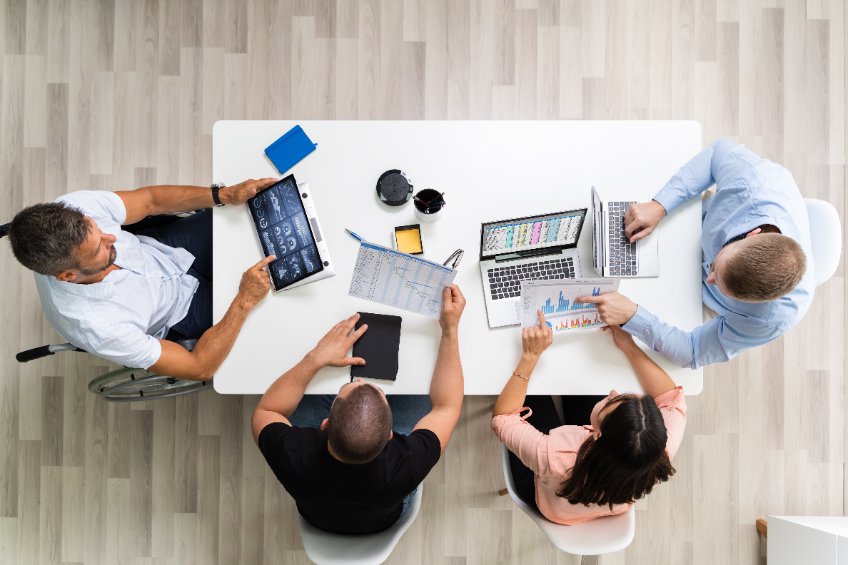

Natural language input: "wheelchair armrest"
[17,343,83,363]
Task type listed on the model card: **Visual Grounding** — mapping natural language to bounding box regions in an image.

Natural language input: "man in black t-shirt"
[251,285,467,535]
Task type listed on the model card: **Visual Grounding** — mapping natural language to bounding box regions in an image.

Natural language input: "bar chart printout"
[349,242,457,319]
[520,278,620,334]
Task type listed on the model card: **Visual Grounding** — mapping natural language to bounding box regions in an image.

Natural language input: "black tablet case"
[351,312,402,381]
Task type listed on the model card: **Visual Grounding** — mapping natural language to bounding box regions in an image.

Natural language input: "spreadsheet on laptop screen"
[481,210,585,257]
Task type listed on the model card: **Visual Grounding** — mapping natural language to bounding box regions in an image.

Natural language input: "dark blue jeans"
[132,209,212,340]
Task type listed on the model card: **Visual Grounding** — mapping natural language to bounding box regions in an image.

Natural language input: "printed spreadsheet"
[349,242,457,319]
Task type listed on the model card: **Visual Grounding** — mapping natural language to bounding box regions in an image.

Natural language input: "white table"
[768,516,848,565]
[212,121,704,395]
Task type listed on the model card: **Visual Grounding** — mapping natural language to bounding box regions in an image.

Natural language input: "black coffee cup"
[413,189,445,223]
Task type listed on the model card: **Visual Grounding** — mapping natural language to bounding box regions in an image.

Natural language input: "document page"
[349,242,457,319]
[520,278,620,334]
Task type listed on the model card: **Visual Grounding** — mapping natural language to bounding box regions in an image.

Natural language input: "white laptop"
[247,174,335,291]
[479,209,587,328]
[591,187,659,278]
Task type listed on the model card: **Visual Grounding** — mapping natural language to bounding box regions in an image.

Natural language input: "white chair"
[804,198,842,286]
[500,446,635,564]
[296,486,423,565]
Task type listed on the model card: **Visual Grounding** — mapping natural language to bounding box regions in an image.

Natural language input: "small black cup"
[413,189,445,214]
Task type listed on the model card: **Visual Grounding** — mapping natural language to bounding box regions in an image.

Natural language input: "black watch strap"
[211,183,225,206]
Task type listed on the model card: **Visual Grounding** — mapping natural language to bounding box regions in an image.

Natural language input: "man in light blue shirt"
[580,139,814,368]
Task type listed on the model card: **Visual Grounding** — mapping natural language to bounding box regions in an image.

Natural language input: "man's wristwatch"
[211,183,226,207]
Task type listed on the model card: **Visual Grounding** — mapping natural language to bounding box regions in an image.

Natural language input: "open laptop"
[591,186,659,278]
[480,209,587,328]
[247,174,335,291]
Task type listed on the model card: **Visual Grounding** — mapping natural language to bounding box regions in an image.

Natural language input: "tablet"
[247,175,332,291]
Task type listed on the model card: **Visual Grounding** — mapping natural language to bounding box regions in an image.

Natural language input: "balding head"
[327,382,392,464]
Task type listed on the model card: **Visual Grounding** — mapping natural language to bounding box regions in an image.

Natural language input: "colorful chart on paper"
[520,278,620,334]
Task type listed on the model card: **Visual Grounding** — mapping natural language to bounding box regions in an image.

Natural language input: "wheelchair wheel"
[88,367,211,402]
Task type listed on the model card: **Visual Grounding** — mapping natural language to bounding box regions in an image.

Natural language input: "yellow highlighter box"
[394,224,424,255]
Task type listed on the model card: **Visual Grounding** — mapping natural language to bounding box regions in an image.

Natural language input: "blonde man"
[579,140,813,368]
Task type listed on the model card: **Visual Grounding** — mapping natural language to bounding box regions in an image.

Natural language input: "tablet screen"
[248,175,324,290]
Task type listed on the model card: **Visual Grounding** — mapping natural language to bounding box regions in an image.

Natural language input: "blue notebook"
[264,125,318,174]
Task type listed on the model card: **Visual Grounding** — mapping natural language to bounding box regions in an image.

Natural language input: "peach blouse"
[491,387,687,525]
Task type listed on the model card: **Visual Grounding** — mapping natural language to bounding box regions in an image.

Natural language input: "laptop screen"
[480,208,587,259]
[247,175,324,290]
[591,187,604,270]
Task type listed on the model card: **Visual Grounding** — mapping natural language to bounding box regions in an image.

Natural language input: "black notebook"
[351,312,402,381]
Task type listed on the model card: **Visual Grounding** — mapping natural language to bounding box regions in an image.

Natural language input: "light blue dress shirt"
[622,140,815,368]
[34,191,199,369]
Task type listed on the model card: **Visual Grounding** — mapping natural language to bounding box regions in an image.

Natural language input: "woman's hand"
[522,310,553,360]
[602,324,637,352]
[603,323,676,398]
[493,310,552,418]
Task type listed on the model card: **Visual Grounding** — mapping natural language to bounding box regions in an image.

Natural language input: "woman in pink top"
[491,311,687,525]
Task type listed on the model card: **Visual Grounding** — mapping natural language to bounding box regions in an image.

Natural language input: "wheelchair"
[1,213,213,402]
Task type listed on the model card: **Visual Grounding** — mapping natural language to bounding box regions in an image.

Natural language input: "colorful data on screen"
[482,211,584,256]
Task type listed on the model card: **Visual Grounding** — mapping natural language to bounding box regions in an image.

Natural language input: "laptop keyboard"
[487,258,576,300]
[608,201,637,277]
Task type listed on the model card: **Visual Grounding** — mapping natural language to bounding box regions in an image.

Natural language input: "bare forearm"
[493,354,537,416]
[622,345,676,398]
[428,330,463,409]
[143,185,215,214]
[257,355,321,417]
[189,294,253,378]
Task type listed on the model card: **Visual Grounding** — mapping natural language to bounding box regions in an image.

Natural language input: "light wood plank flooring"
[0,1,844,563]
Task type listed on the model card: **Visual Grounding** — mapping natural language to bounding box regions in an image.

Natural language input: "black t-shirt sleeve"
[402,428,442,485]
[257,421,294,475]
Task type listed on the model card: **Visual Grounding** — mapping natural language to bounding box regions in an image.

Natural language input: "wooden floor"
[0,1,844,563]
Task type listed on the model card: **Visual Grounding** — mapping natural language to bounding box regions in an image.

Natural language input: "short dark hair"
[723,234,807,301]
[8,202,90,275]
[327,385,392,464]
[557,394,675,509]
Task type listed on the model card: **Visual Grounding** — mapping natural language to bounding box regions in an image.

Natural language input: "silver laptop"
[480,209,587,328]
[591,187,659,278]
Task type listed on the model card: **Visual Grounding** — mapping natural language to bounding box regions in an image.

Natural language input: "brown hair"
[557,394,675,509]
[327,385,392,464]
[8,202,90,275]
[722,234,806,301]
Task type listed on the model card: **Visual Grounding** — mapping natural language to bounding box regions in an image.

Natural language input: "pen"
[345,228,364,242]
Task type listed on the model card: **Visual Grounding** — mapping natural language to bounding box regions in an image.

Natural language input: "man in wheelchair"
[7,180,278,381]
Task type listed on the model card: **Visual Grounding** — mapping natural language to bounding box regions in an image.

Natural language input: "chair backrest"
[500,445,635,556]
[296,486,423,565]
[804,198,842,286]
